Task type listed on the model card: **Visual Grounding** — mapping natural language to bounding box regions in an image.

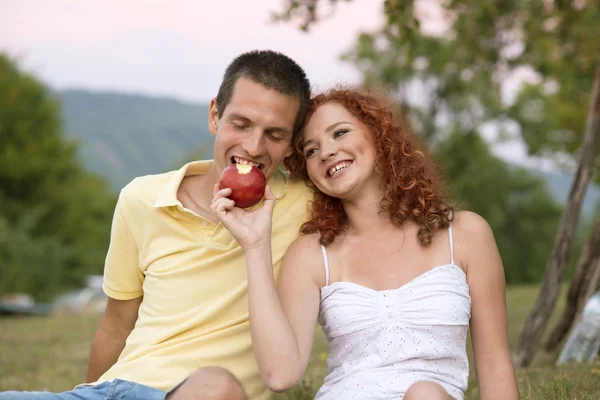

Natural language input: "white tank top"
[315,222,471,400]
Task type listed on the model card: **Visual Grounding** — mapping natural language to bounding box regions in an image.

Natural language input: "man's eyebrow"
[228,113,292,136]
[227,113,251,122]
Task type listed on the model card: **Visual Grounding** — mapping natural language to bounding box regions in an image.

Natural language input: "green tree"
[276,1,598,165]
[0,211,69,301]
[436,133,562,284]
[0,54,116,300]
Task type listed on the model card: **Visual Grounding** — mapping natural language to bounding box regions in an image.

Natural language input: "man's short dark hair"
[215,50,311,140]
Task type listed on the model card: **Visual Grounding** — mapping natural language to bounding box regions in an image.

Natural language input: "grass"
[1,285,599,399]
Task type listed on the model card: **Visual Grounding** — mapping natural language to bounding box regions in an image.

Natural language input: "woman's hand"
[210,183,276,250]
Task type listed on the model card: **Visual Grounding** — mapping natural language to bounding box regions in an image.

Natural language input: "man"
[0,50,313,400]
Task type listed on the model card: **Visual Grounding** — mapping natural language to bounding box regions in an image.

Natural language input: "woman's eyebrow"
[325,121,352,132]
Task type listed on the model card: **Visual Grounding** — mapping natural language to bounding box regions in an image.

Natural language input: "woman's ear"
[208,98,219,136]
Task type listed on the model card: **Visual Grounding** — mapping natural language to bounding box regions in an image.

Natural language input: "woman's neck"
[341,190,396,236]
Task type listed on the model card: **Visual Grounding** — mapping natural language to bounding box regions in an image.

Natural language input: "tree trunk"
[582,258,600,307]
[544,217,600,351]
[565,260,600,346]
[514,53,600,368]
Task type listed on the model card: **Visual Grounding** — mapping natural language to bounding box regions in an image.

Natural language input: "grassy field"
[1,284,599,399]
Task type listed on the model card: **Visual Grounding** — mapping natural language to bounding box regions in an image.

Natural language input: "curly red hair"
[284,87,454,247]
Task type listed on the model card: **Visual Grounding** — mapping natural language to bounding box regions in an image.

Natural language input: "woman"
[211,87,519,400]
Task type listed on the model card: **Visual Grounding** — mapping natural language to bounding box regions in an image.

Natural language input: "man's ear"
[284,144,294,159]
[208,99,219,136]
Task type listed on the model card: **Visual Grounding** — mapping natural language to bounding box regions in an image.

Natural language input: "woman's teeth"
[328,162,351,177]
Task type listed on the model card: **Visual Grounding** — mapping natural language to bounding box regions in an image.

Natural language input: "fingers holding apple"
[213,168,274,250]
[211,185,236,218]
[212,183,233,201]
[213,182,231,198]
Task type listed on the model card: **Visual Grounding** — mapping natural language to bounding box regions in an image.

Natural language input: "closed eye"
[232,122,249,130]
[267,132,284,142]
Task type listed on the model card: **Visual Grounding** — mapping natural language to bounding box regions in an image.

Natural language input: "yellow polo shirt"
[96,160,312,400]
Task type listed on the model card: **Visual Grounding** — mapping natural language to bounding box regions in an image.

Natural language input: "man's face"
[208,77,300,181]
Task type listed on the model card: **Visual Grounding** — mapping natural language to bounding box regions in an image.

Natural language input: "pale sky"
[0,0,555,170]
[0,0,383,102]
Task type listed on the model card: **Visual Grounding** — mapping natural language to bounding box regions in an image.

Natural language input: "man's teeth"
[233,157,260,168]
[328,162,351,177]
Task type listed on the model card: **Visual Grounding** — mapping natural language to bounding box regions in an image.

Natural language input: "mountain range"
[58,89,600,217]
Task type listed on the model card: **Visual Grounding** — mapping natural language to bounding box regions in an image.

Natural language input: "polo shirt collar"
[153,160,288,208]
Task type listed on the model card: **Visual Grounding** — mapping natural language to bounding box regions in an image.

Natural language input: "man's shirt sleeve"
[102,190,144,300]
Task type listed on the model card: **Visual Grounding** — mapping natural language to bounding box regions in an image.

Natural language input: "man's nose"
[242,130,266,157]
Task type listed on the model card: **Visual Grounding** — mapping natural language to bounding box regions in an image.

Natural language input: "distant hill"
[59,89,214,191]
[58,89,600,216]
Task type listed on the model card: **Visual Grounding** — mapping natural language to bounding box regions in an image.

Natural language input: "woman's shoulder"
[451,210,500,274]
[286,232,323,260]
[452,210,494,239]
[282,232,328,286]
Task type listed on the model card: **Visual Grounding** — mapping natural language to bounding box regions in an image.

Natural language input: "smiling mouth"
[328,161,352,177]
[231,156,263,170]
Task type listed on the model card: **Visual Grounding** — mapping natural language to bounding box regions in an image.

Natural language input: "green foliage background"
[0,55,116,300]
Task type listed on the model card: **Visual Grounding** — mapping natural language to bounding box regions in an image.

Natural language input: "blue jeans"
[0,379,167,400]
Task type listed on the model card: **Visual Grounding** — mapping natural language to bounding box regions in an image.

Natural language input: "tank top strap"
[321,245,330,286]
[448,210,455,265]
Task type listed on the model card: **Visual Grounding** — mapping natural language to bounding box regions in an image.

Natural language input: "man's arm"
[86,296,142,382]
[88,182,144,382]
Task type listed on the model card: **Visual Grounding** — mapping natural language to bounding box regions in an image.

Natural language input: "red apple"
[219,164,266,208]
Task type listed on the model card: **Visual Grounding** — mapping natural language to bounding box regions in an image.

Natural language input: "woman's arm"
[246,235,322,391]
[456,211,519,400]
[211,185,322,392]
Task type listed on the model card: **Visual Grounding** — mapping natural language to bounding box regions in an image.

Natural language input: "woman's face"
[301,102,380,200]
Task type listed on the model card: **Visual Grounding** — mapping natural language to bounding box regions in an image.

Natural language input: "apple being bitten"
[219,164,267,208]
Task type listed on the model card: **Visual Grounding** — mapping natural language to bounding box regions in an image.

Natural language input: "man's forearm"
[87,296,141,382]
[86,328,127,382]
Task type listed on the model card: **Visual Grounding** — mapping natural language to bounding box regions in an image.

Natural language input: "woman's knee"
[404,381,453,400]
[167,367,247,400]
